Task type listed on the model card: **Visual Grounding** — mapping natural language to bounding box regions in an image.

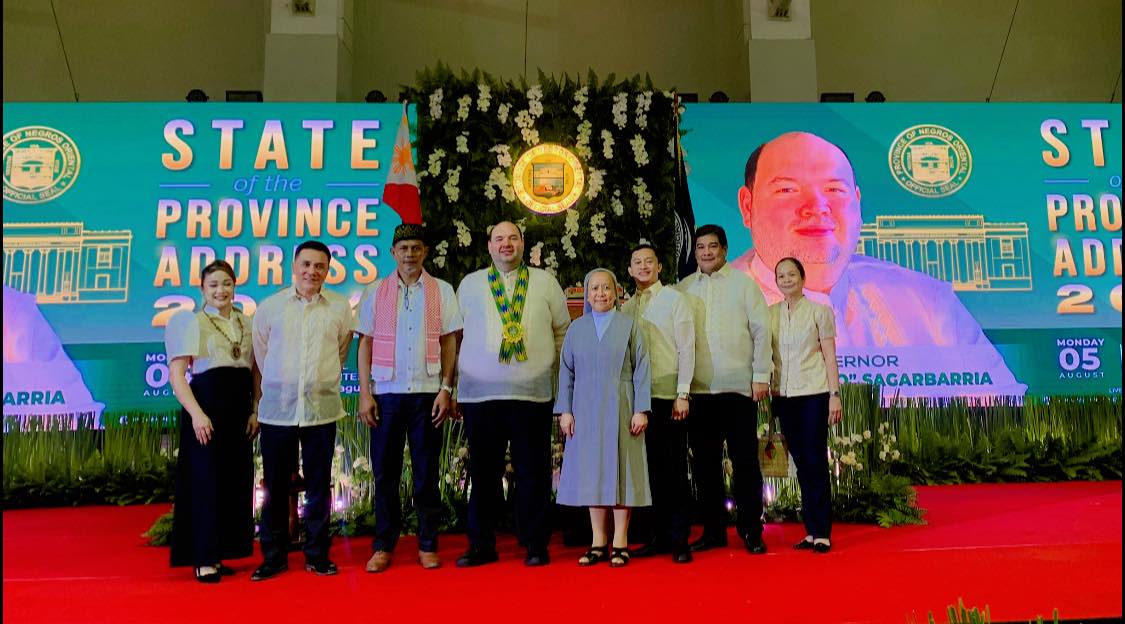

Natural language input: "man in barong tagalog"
[454,221,571,568]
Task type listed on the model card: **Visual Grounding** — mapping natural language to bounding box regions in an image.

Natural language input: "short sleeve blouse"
[164,306,253,375]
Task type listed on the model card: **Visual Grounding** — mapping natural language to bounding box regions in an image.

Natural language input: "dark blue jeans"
[462,400,553,554]
[775,393,832,539]
[259,422,336,565]
[369,393,443,553]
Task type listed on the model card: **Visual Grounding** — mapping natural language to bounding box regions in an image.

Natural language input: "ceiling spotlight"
[865,90,887,103]
[709,91,730,103]
[185,89,209,102]
[365,90,388,103]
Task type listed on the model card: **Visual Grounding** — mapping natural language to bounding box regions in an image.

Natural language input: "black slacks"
[258,422,337,565]
[462,400,553,554]
[644,398,692,547]
[689,393,763,540]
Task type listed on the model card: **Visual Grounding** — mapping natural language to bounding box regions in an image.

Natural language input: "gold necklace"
[203,311,244,360]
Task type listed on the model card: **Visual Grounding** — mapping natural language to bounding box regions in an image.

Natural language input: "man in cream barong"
[454,221,571,568]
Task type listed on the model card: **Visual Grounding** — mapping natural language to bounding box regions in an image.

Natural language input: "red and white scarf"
[370,271,442,381]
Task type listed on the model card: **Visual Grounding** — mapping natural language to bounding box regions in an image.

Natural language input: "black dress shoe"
[305,559,338,575]
[688,534,728,552]
[217,564,236,576]
[631,541,670,558]
[742,534,768,555]
[194,567,221,584]
[455,548,500,568]
[250,561,288,582]
[524,550,551,567]
[672,549,693,564]
[813,541,832,554]
[793,539,815,551]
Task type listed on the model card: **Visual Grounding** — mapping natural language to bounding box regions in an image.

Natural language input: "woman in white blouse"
[769,257,842,554]
[164,260,260,582]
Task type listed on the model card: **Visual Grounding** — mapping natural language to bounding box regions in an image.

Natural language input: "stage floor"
[3,482,1121,624]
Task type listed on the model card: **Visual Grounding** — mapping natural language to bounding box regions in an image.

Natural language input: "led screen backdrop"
[682,103,1121,397]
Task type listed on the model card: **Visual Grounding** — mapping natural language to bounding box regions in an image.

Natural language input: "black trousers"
[689,393,763,540]
[369,393,443,553]
[259,422,337,565]
[462,400,553,554]
[644,398,692,547]
[170,368,254,568]
[775,393,832,539]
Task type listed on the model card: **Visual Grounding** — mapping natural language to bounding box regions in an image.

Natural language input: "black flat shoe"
[688,534,727,552]
[217,564,236,576]
[250,561,288,582]
[672,549,693,564]
[793,539,815,551]
[456,548,500,568]
[813,541,832,554]
[305,559,338,575]
[194,567,221,584]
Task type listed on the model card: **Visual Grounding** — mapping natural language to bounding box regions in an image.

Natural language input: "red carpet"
[3,482,1121,624]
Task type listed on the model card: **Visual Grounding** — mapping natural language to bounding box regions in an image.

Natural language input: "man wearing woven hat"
[454,221,571,568]
[356,223,461,572]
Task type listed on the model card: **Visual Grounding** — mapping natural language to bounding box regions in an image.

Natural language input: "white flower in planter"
[477,83,492,111]
[428,88,443,119]
[456,95,472,121]
[611,92,629,129]
[575,120,593,159]
[634,90,652,129]
[497,102,511,124]
[515,109,533,129]
[863,430,872,440]
[611,190,624,217]
[879,451,887,461]
[444,166,462,202]
[585,169,604,201]
[490,144,513,168]
[851,433,863,443]
[589,212,607,244]
[892,450,901,460]
[453,220,471,246]
[601,130,615,160]
[426,149,445,176]
[529,241,544,266]
[630,134,649,166]
[521,127,540,146]
[456,132,469,154]
[573,86,588,118]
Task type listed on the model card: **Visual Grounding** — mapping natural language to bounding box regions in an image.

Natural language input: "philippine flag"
[381,102,422,224]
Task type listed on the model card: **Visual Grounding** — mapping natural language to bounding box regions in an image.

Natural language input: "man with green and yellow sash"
[455,221,571,568]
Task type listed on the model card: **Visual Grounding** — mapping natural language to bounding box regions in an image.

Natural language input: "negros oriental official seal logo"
[888,124,971,198]
[512,144,585,215]
[3,126,81,204]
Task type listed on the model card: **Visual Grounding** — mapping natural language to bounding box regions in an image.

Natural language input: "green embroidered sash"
[487,264,529,363]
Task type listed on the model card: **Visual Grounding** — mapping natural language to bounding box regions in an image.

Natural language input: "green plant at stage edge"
[905,598,1061,624]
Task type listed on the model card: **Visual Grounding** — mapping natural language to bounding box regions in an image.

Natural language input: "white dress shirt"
[620,281,695,400]
[676,263,772,397]
[252,287,355,426]
[356,274,462,394]
[455,265,570,403]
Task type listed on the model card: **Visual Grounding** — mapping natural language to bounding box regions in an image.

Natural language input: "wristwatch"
[829,390,841,397]
[676,392,691,401]
[440,383,455,394]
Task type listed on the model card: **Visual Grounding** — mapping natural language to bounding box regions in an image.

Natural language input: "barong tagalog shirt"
[164,305,254,374]
[620,281,695,400]
[676,264,772,397]
[356,275,461,395]
[252,287,355,426]
[455,265,570,403]
[770,297,836,398]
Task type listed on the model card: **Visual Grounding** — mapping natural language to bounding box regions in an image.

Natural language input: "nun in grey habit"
[555,268,652,567]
